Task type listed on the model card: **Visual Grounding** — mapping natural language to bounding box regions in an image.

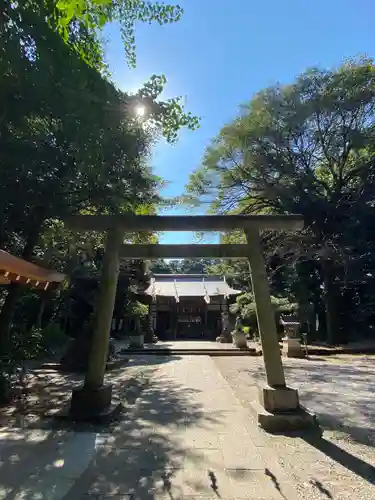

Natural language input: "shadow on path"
[303,431,375,486]
[65,360,225,499]
[0,357,225,499]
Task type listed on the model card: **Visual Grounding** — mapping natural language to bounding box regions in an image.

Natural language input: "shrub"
[40,323,69,353]
[0,326,45,404]
[230,293,297,333]
[130,301,148,317]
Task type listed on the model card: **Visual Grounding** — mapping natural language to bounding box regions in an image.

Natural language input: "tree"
[3,0,198,136]
[0,16,150,343]
[186,57,375,344]
[204,231,251,290]
[150,258,214,274]
[0,0,199,349]
[150,259,181,274]
[46,0,184,67]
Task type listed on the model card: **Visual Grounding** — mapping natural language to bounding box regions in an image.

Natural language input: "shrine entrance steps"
[121,340,260,357]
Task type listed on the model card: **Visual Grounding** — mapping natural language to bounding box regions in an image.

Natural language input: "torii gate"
[63,214,318,432]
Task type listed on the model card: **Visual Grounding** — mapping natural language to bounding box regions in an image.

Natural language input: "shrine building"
[144,274,241,340]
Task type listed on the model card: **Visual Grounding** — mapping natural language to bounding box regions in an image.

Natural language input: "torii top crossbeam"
[64,214,304,232]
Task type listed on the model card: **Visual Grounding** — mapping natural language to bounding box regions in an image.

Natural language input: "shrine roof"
[0,249,66,290]
[144,274,241,299]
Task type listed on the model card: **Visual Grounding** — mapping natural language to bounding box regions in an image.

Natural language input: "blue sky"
[105,0,375,243]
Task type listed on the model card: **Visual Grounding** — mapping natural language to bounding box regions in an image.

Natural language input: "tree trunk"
[307,302,317,342]
[0,221,43,352]
[321,258,340,345]
[35,292,48,329]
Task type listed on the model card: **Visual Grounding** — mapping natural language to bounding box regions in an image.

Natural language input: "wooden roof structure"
[0,249,66,290]
[144,274,241,303]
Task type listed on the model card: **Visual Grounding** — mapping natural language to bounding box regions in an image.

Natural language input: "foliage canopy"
[186,57,375,344]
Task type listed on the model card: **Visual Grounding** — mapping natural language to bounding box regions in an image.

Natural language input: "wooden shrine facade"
[144,274,241,340]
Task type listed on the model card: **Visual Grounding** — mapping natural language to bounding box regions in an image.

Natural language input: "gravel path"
[214,355,375,500]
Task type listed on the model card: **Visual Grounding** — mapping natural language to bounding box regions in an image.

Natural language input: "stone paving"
[0,355,300,500]
[132,340,235,350]
[116,339,259,351]
[66,355,300,499]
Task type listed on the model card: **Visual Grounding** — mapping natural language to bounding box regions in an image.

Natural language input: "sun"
[135,105,146,118]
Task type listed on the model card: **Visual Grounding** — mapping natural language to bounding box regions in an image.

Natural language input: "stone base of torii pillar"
[250,385,319,433]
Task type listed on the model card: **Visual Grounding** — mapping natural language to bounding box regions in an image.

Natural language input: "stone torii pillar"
[69,228,123,421]
[245,228,317,432]
[245,229,286,387]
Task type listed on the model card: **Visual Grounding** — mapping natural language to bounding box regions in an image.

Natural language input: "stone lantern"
[281,314,305,358]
